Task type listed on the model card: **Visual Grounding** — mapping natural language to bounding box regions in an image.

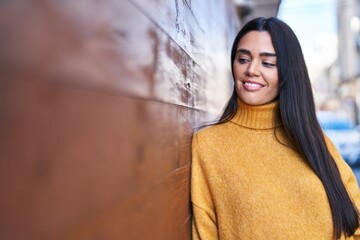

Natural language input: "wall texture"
[0,0,238,239]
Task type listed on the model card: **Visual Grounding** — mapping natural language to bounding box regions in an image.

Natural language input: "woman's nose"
[246,61,260,77]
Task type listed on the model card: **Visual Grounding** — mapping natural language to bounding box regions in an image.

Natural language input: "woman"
[191,17,360,239]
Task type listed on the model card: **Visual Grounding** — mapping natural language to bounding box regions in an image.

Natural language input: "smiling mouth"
[243,81,264,91]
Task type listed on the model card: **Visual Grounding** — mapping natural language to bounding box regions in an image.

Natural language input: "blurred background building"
[333,0,360,167]
[337,0,360,125]
[279,0,360,170]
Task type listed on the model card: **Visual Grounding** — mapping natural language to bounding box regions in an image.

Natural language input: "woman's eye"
[263,62,276,68]
[238,58,249,64]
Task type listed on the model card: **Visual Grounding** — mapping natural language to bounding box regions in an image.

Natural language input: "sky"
[278,0,338,79]
[278,0,337,49]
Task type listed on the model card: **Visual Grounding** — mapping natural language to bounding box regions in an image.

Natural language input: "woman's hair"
[220,17,359,239]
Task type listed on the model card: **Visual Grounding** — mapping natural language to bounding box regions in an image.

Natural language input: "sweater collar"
[230,98,280,130]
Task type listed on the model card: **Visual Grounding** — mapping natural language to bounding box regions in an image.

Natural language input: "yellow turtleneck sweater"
[191,100,360,240]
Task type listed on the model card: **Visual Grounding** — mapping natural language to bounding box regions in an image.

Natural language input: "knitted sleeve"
[191,132,218,239]
[325,136,360,239]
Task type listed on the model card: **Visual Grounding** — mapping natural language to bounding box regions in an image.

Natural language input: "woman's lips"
[243,81,264,91]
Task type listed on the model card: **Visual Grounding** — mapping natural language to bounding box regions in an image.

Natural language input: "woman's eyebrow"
[236,48,276,57]
[259,52,276,57]
[236,48,251,55]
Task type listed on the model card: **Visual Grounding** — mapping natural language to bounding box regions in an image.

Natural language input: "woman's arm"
[191,132,219,239]
[192,203,218,239]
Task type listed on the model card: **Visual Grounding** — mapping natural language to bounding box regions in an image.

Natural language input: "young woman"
[191,17,360,240]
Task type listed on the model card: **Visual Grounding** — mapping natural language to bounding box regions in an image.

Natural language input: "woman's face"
[233,31,279,105]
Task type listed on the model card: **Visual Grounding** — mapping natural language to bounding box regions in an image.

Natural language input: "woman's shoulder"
[191,121,235,151]
[323,134,355,182]
[193,122,231,140]
[191,123,232,166]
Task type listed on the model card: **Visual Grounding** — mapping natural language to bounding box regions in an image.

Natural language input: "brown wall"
[0,0,238,239]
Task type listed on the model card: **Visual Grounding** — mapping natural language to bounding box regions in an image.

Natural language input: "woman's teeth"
[244,82,263,90]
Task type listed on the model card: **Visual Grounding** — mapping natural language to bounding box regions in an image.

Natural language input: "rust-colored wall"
[0,0,238,239]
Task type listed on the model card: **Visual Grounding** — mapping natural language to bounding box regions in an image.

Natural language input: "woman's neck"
[230,98,280,129]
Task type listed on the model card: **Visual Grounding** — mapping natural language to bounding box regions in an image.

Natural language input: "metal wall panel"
[0,0,238,239]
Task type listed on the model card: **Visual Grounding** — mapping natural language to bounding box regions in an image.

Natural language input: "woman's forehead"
[237,31,276,54]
